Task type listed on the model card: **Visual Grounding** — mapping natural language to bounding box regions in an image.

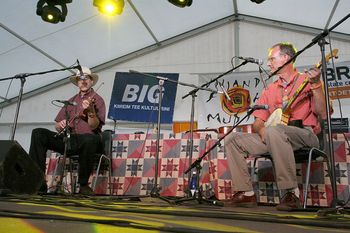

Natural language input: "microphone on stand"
[76,59,86,80]
[238,56,263,65]
[249,104,269,110]
[54,100,77,106]
[218,82,232,102]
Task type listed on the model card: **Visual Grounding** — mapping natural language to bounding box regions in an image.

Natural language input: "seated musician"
[224,42,327,211]
[29,67,106,195]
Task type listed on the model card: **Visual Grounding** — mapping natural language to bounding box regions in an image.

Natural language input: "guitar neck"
[283,77,309,114]
[280,49,338,116]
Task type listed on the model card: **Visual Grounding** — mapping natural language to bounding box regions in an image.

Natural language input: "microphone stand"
[52,103,72,194]
[180,61,248,197]
[258,66,267,90]
[129,70,218,202]
[174,107,258,205]
[0,65,80,141]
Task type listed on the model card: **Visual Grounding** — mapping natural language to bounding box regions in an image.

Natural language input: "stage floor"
[1,194,350,233]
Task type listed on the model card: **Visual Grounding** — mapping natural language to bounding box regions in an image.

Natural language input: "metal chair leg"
[50,154,63,192]
[92,154,110,192]
[303,148,314,209]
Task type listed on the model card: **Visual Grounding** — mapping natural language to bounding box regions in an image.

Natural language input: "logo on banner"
[326,63,350,99]
[108,72,179,123]
[221,86,251,115]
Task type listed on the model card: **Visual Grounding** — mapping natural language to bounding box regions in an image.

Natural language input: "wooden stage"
[1,193,350,233]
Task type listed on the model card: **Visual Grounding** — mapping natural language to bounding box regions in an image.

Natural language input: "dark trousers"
[29,128,102,186]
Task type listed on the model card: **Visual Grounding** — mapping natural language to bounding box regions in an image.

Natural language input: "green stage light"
[168,0,192,8]
[36,0,72,24]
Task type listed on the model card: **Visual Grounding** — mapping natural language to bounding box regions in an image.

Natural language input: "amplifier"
[324,118,349,133]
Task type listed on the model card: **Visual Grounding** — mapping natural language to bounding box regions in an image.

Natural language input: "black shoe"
[79,185,94,196]
[38,182,48,195]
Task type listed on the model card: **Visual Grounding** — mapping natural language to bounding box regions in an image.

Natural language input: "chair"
[252,124,333,209]
[50,130,114,195]
[92,129,114,194]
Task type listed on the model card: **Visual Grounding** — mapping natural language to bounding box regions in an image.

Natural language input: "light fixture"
[93,0,125,16]
[250,0,266,4]
[168,0,192,8]
[36,0,72,24]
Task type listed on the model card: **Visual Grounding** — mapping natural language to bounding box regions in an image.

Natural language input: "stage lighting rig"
[36,0,72,24]
[250,0,266,4]
[93,0,125,16]
[168,0,192,8]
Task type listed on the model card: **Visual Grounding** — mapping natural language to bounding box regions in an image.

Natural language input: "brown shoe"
[276,192,301,211]
[224,191,257,207]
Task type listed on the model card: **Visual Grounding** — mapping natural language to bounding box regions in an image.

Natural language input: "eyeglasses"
[267,53,286,63]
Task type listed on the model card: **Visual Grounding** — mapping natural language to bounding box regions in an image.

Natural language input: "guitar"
[264,49,338,127]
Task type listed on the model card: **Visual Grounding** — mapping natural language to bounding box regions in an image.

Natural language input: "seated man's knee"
[265,125,287,141]
[32,128,49,137]
[81,135,101,149]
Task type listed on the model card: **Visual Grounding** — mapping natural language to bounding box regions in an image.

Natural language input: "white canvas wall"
[1,21,349,151]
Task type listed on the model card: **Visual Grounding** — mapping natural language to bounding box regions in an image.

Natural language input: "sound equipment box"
[0,140,44,195]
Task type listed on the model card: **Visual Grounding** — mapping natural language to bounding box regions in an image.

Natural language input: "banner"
[325,61,350,99]
[198,61,350,129]
[197,71,269,129]
[108,72,179,123]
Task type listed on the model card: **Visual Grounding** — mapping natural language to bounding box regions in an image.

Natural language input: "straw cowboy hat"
[69,66,99,86]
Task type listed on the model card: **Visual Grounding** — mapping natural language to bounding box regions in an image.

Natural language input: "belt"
[288,120,303,128]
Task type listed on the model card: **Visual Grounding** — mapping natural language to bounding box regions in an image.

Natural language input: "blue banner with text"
[108,72,179,123]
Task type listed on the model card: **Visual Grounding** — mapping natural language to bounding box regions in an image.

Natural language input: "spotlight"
[168,0,192,8]
[250,0,265,4]
[93,0,125,16]
[36,0,72,24]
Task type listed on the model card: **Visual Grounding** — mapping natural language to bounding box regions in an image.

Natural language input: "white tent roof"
[1,0,349,104]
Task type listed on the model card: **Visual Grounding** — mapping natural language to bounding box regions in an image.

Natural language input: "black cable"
[327,34,350,206]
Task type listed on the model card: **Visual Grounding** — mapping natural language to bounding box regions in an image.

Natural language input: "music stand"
[51,102,72,194]
[174,107,259,205]
[180,61,248,196]
[129,70,218,202]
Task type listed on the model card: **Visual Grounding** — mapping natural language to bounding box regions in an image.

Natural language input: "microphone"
[218,82,231,101]
[238,56,263,65]
[55,100,77,106]
[76,59,85,79]
[249,104,269,110]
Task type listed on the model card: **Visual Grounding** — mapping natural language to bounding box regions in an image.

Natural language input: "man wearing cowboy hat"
[29,67,106,195]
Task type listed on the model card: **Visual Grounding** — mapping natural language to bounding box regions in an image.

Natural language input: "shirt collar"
[277,71,299,87]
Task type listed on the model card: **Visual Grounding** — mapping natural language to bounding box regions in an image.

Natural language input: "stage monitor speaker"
[0,140,44,194]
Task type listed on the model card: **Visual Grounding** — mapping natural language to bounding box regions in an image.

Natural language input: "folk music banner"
[108,72,179,123]
[197,71,269,129]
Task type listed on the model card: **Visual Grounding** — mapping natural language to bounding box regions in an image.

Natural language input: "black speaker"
[0,140,44,194]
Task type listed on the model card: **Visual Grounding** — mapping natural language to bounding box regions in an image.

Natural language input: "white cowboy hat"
[69,66,99,86]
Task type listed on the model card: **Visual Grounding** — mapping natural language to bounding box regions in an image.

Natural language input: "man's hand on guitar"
[305,68,321,84]
[258,127,266,143]
[55,119,67,132]
[253,118,267,143]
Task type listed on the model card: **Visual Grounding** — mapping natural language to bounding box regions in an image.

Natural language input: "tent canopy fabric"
[0,0,349,102]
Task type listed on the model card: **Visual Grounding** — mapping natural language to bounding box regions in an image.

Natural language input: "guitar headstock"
[316,48,338,68]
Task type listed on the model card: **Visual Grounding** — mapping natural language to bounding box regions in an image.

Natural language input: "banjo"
[264,49,338,127]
